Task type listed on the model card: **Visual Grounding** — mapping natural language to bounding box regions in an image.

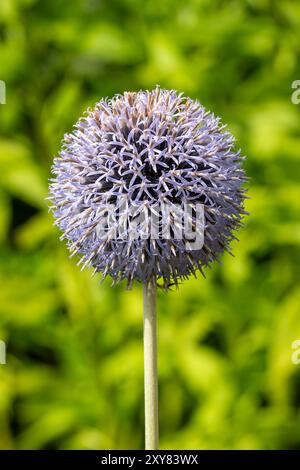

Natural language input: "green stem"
[143,280,159,450]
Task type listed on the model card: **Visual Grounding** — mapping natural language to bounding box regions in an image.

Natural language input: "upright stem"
[143,280,159,450]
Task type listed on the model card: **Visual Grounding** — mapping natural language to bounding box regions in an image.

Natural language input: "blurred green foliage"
[0,0,300,450]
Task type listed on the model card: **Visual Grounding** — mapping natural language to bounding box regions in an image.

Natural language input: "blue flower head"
[49,87,247,288]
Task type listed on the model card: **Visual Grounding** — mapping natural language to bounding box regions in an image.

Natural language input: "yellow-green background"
[0,0,300,450]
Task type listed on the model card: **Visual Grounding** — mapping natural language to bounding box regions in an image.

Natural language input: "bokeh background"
[0,0,300,450]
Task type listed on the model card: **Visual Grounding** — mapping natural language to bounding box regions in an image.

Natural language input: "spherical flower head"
[49,87,247,288]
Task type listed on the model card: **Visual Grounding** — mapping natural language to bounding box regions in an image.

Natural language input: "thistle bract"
[49,87,247,287]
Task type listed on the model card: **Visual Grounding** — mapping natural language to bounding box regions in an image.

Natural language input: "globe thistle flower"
[49,86,248,450]
[49,87,247,289]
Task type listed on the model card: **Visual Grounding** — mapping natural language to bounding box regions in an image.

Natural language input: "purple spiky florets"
[49,87,247,288]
